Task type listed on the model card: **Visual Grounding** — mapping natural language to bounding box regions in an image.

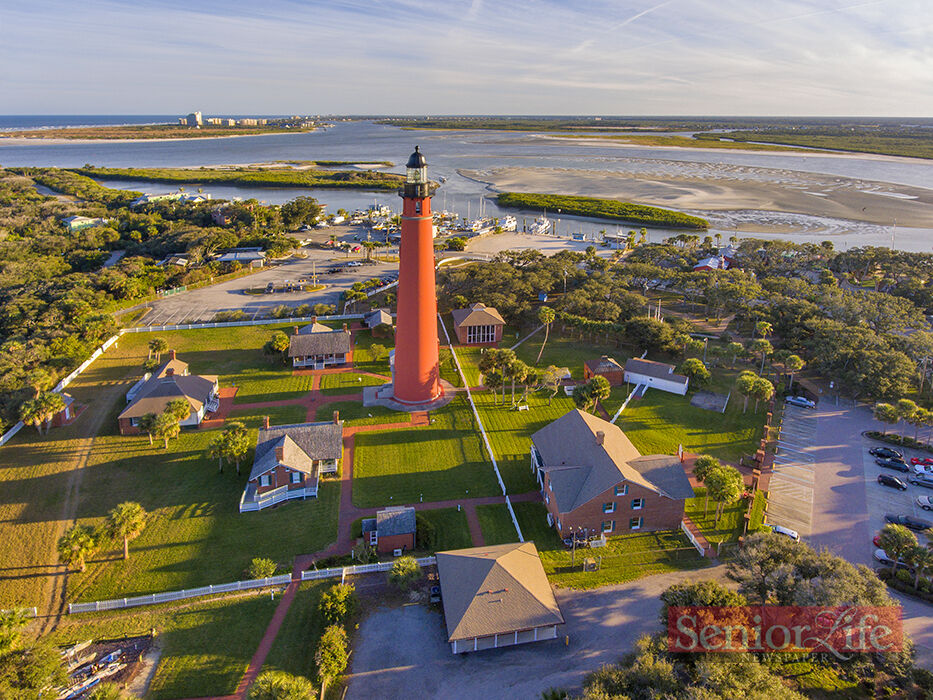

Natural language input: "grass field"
[513,502,705,589]
[263,581,329,682]
[230,368,314,404]
[514,333,630,381]
[418,508,474,551]
[316,401,404,426]
[49,592,278,699]
[319,372,386,396]
[472,389,573,495]
[352,397,500,508]
[227,403,310,429]
[351,330,392,376]
[476,504,520,545]
[684,488,748,545]
[64,414,339,602]
[617,389,761,463]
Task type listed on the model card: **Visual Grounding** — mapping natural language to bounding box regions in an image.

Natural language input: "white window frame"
[601,520,615,533]
[614,484,628,496]
[631,498,644,510]
[290,471,302,484]
[466,324,496,344]
[629,516,643,530]
[602,502,615,514]
[260,474,271,487]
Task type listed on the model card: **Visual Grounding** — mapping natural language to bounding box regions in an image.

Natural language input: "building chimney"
[343,323,348,332]
[263,415,270,430]
[333,410,340,424]
[275,445,284,462]
[595,430,605,446]
[165,367,174,377]
[170,349,176,360]
[311,316,317,324]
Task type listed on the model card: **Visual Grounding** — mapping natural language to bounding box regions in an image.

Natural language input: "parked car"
[869,447,903,460]
[909,474,933,489]
[326,267,340,274]
[910,456,933,466]
[873,532,882,547]
[917,496,933,511]
[347,261,362,267]
[770,524,800,541]
[884,513,933,531]
[265,282,275,293]
[874,549,915,572]
[911,463,933,476]
[877,474,908,490]
[876,458,910,473]
[785,396,816,409]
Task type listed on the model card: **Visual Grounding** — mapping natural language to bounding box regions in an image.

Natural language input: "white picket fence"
[301,556,436,583]
[437,314,524,544]
[681,520,706,557]
[68,574,293,614]
[123,313,365,334]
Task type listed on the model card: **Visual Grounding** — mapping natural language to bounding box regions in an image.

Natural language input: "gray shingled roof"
[119,374,217,420]
[451,303,505,329]
[375,506,416,536]
[288,329,351,357]
[436,542,564,643]
[584,356,624,374]
[297,322,332,334]
[249,421,343,482]
[364,309,393,328]
[624,358,688,385]
[531,409,691,512]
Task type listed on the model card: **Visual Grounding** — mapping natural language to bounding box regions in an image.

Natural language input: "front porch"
[239,482,319,513]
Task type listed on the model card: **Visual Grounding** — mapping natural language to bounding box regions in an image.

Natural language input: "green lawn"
[476,504,520,545]
[472,389,575,495]
[352,397,500,508]
[617,388,761,463]
[452,345,485,387]
[316,400,406,426]
[319,372,386,396]
[65,418,340,602]
[513,502,706,589]
[230,367,314,404]
[684,488,748,545]
[49,593,278,699]
[227,403,310,429]
[351,329,393,376]
[418,507,474,551]
[514,333,629,381]
[263,581,329,682]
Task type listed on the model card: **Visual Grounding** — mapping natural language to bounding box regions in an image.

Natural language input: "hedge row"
[496,192,709,229]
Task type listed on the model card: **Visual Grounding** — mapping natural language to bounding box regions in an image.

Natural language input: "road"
[774,399,933,668]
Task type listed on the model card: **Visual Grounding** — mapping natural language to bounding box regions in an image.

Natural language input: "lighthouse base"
[365,379,456,413]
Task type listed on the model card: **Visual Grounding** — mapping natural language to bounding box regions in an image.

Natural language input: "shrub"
[895,569,913,585]
[389,555,422,591]
[315,625,349,685]
[249,670,315,699]
[318,583,357,625]
[416,514,437,550]
[248,557,278,579]
[213,310,249,322]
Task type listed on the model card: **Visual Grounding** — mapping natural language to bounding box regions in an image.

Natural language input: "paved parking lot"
[768,404,817,536]
[862,440,933,552]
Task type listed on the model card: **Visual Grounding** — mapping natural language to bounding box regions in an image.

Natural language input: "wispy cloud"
[0,0,930,115]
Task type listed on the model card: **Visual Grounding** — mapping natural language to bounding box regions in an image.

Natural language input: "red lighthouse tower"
[392,147,441,405]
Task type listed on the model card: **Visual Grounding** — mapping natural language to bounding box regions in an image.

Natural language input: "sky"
[1,0,932,116]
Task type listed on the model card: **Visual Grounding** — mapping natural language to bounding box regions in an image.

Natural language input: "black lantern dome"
[406,146,427,168]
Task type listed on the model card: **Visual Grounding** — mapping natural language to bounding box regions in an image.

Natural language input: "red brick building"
[583,356,625,386]
[451,303,505,346]
[239,414,343,512]
[530,409,693,539]
[361,506,416,553]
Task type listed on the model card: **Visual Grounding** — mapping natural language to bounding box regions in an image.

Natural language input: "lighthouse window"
[414,202,422,214]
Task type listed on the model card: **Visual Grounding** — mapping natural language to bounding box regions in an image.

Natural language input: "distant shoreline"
[0,124,316,143]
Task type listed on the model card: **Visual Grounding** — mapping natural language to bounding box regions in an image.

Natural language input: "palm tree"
[19,398,44,434]
[148,338,168,363]
[896,399,918,442]
[166,398,191,424]
[153,412,180,448]
[749,376,775,413]
[484,370,504,403]
[693,455,720,516]
[207,434,227,472]
[909,407,930,443]
[26,368,54,398]
[784,355,804,391]
[587,375,611,413]
[223,422,250,474]
[736,371,758,414]
[748,338,772,375]
[58,524,98,572]
[754,321,772,338]
[534,306,556,365]
[40,392,66,432]
[106,502,147,560]
[878,523,917,574]
[138,413,158,445]
[909,545,933,589]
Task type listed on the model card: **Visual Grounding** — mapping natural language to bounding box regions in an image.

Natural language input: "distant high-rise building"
[184,111,203,127]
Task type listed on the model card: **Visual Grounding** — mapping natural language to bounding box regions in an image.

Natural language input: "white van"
[770,524,800,541]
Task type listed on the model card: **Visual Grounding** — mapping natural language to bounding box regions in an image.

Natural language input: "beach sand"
[461,165,933,229]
